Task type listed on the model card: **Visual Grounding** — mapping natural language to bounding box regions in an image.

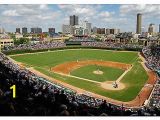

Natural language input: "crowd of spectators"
[142,45,160,111]
[3,41,66,51]
[149,76,160,108]
[81,41,143,49]
[0,52,160,116]
[142,46,160,71]
[2,41,144,52]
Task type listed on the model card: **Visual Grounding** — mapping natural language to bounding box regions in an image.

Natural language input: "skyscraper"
[0,28,5,34]
[31,27,42,34]
[82,21,92,35]
[148,23,156,35]
[22,27,28,34]
[101,28,105,34]
[16,28,21,33]
[106,28,110,35]
[70,15,78,26]
[48,28,55,34]
[93,27,97,34]
[48,28,55,37]
[136,13,142,34]
[97,28,105,34]
[159,24,160,33]
[62,25,72,34]
[110,29,115,34]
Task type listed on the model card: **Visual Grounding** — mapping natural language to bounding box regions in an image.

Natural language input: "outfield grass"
[11,49,138,68]
[10,49,148,102]
[71,65,125,82]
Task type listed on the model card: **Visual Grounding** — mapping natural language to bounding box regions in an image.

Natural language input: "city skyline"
[0,4,160,33]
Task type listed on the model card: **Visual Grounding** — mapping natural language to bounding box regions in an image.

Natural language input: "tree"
[14,38,30,45]
[8,33,16,41]
[58,32,62,34]
[23,34,29,37]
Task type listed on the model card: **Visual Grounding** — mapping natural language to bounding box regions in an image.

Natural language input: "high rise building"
[16,28,21,33]
[82,21,92,35]
[0,28,5,34]
[110,29,115,34]
[115,29,120,34]
[141,27,145,33]
[48,28,55,37]
[97,28,101,34]
[148,23,156,35]
[159,24,160,33]
[97,28,105,34]
[22,27,28,34]
[48,28,55,34]
[93,27,97,34]
[31,27,42,34]
[101,28,105,34]
[62,25,72,34]
[106,28,110,35]
[70,15,78,26]
[85,21,91,35]
[136,13,142,34]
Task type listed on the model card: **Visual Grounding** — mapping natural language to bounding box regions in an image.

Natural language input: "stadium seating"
[142,46,160,111]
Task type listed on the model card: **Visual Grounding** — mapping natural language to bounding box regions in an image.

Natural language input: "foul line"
[53,71,101,84]
[116,66,132,83]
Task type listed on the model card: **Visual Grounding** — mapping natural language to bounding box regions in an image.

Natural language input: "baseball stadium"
[0,40,160,116]
[1,5,160,116]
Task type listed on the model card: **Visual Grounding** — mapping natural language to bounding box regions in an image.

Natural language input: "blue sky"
[0,4,160,33]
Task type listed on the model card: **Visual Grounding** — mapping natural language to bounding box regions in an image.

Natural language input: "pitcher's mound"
[93,70,103,75]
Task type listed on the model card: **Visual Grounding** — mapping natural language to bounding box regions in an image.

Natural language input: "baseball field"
[10,49,156,107]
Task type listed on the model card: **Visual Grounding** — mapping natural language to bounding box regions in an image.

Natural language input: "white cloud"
[0,5,63,32]
[58,4,99,16]
[2,10,20,16]
[99,11,111,17]
[120,4,160,17]
[39,4,49,10]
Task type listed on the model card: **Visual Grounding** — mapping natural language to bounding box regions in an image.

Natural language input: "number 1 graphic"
[10,85,16,98]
